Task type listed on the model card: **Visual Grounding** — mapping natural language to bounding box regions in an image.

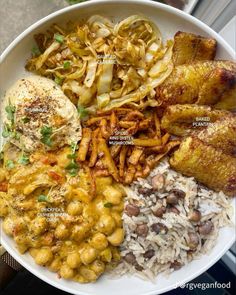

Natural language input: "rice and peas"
[110,158,233,281]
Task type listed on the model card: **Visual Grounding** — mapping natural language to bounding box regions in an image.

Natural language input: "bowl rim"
[1,0,235,61]
[0,1,235,295]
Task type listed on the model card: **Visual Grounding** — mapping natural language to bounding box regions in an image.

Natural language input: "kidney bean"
[168,206,180,214]
[124,252,136,264]
[125,204,140,217]
[189,209,201,222]
[166,193,179,205]
[198,221,214,235]
[153,206,166,218]
[143,249,155,259]
[188,232,199,249]
[136,224,149,237]
[170,189,186,199]
[151,223,168,234]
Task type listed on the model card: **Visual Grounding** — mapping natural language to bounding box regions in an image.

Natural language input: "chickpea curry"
[0,144,125,283]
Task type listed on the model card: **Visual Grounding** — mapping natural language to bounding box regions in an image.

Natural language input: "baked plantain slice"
[173,31,217,65]
[156,60,236,110]
[197,68,236,108]
[214,84,236,111]
[197,116,236,156]
[170,136,236,197]
[161,104,233,136]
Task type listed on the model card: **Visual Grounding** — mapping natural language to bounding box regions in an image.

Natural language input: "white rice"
[110,158,234,282]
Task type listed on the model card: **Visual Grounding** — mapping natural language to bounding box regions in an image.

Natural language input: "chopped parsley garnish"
[2,124,21,140]
[22,117,30,123]
[5,105,16,122]
[65,161,79,170]
[70,142,78,153]
[11,131,21,140]
[6,160,15,170]
[77,105,88,120]
[18,154,29,165]
[54,76,63,85]
[54,33,64,44]
[67,153,77,159]
[63,61,71,69]
[2,124,11,138]
[38,195,48,202]
[65,160,79,176]
[31,45,41,57]
[66,142,79,176]
[104,202,113,208]
[40,125,53,147]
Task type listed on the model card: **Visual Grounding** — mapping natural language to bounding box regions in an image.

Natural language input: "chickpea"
[73,188,90,203]
[103,185,122,205]
[17,244,28,254]
[107,228,124,246]
[90,233,108,251]
[0,197,8,217]
[0,168,6,182]
[96,177,113,194]
[66,252,81,269]
[14,234,28,246]
[55,224,69,240]
[29,248,39,258]
[80,246,97,265]
[49,257,62,272]
[90,260,105,276]
[35,248,53,266]
[60,263,75,279]
[79,266,97,282]
[73,274,86,283]
[82,204,96,219]
[99,248,112,262]
[111,212,122,227]
[97,214,116,235]
[112,202,124,213]
[3,217,15,236]
[67,201,83,216]
[71,224,89,242]
[113,184,126,197]
[111,247,121,261]
[31,217,48,235]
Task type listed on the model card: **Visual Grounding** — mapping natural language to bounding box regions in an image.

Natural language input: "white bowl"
[0,1,235,294]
